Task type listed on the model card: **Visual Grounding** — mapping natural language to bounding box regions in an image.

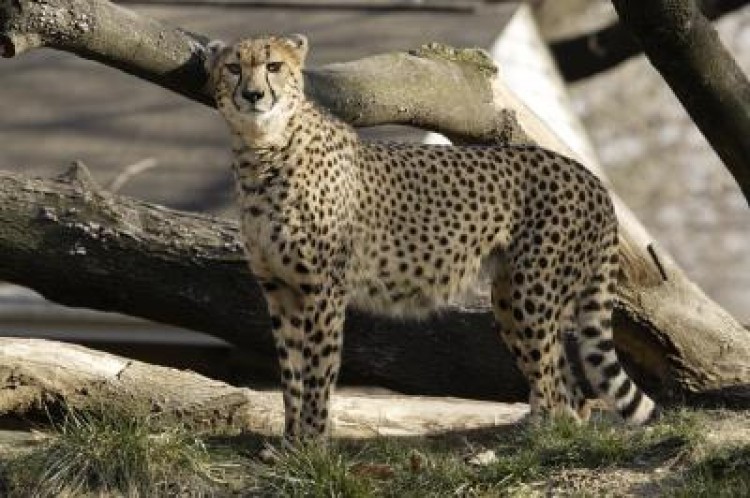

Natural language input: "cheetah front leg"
[260,279,346,441]
[297,286,346,439]
[260,280,307,440]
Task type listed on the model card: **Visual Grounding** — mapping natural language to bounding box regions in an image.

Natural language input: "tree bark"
[612,0,750,203]
[0,0,527,144]
[549,0,749,81]
[1,0,749,410]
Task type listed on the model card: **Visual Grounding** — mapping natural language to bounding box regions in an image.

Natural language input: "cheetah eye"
[266,61,283,73]
[225,63,241,75]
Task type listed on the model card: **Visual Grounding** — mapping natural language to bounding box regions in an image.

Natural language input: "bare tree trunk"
[547,0,749,81]
[1,0,749,412]
[612,0,750,203]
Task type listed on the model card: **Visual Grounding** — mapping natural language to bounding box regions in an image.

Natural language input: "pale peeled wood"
[0,338,529,436]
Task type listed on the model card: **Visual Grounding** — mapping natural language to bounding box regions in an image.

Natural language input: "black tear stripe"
[266,71,278,107]
[232,76,242,101]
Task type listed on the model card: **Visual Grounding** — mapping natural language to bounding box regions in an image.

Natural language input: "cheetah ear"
[284,34,308,62]
[203,39,228,73]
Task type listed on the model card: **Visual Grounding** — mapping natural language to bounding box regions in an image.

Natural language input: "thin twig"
[107,158,159,193]
[647,243,669,282]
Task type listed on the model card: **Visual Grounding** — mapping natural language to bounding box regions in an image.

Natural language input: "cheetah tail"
[576,236,658,425]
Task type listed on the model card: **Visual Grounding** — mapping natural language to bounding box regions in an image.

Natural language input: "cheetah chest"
[235,167,353,285]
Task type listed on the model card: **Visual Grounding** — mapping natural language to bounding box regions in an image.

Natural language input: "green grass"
[2,406,228,497]
[247,443,375,497]
[0,406,736,497]
[670,444,750,497]
[510,410,703,470]
[242,409,706,497]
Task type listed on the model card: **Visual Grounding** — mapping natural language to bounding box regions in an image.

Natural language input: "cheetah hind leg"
[490,257,581,422]
[575,256,658,425]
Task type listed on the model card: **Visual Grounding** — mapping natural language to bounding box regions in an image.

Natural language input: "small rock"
[466,449,497,466]
[257,446,278,464]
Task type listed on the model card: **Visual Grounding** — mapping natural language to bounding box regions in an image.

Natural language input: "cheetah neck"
[232,100,357,173]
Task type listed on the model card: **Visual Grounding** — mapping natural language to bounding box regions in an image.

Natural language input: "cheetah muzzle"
[205,34,659,441]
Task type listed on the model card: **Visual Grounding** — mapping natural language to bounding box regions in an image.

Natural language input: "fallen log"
[0,337,529,436]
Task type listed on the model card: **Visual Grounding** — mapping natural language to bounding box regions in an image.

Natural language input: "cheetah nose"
[242,89,265,104]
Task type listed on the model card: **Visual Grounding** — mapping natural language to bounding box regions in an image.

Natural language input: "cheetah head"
[205,34,308,146]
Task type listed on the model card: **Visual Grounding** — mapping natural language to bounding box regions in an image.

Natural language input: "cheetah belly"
[347,248,494,319]
[348,276,441,318]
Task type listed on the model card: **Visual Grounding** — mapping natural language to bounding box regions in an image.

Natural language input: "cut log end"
[0,33,40,58]
[0,35,12,57]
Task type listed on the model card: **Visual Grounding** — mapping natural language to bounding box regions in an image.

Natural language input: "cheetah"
[205,34,658,440]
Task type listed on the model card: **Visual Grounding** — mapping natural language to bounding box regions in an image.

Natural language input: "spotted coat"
[205,35,658,440]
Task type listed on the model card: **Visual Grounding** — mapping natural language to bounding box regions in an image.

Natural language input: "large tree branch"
[550,0,749,81]
[612,0,750,203]
[0,0,526,144]
[1,0,749,408]
[0,0,212,103]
